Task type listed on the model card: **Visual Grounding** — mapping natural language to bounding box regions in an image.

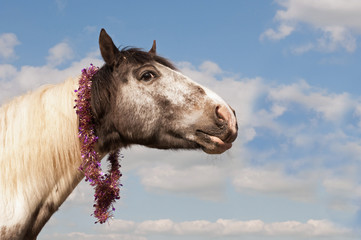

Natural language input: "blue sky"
[2,0,361,239]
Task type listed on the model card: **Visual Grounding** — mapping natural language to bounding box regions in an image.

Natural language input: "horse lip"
[223,129,238,143]
[195,130,233,154]
[165,130,233,154]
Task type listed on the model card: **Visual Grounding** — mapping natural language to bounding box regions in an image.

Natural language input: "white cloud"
[0,64,17,81]
[0,54,102,104]
[322,175,361,211]
[138,164,227,201]
[317,26,356,53]
[42,218,354,240]
[291,43,314,55]
[262,0,361,53]
[46,41,74,66]
[41,232,147,240]
[233,167,315,201]
[333,140,361,162]
[94,218,352,239]
[198,61,223,75]
[260,24,294,41]
[137,219,175,234]
[0,33,20,60]
[268,80,354,123]
[105,219,137,232]
[275,0,361,29]
[355,103,361,128]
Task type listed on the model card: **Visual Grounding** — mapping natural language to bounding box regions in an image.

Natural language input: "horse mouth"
[194,130,233,154]
[151,129,236,154]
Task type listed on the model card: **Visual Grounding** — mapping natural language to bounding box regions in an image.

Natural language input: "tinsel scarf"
[74,64,122,223]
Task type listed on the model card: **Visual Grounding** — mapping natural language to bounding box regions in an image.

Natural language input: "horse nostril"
[214,105,238,143]
[215,105,228,122]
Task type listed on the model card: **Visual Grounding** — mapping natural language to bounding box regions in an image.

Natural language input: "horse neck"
[0,77,85,239]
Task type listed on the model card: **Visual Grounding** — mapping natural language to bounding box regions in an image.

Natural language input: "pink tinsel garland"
[74,64,122,224]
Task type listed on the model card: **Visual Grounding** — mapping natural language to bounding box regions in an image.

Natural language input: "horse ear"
[99,28,119,65]
[149,40,156,54]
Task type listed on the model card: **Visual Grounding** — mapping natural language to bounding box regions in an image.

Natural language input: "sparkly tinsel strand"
[74,64,122,224]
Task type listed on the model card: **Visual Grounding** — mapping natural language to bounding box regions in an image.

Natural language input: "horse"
[0,29,238,240]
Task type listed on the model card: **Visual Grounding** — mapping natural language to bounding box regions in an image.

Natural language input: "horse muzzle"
[196,104,238,154]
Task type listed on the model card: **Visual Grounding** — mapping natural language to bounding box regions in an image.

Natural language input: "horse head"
[91,29,238,155]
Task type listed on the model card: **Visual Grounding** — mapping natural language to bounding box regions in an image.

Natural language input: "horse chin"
[201,137,232,154]
[193,131,233,154]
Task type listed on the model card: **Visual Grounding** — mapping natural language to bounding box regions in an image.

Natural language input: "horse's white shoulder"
[0,78,84,239]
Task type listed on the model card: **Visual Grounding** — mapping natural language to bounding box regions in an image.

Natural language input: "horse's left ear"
[99,28,120,65]
[149,40,156,54]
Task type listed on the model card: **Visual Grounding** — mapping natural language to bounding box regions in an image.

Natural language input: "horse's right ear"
[99,29,119,65]
[149,40,156,54]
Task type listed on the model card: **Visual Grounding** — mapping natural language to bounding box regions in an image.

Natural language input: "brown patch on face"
[186,83,207,108]
[196,85,206,95]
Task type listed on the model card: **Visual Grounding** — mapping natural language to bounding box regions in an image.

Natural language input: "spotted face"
[91,29,238,155]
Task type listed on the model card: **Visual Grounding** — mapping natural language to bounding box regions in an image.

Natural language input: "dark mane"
[118,47,177,70]
[90,47,177,153]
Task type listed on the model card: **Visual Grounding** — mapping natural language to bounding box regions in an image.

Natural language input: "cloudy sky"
[2,0,361,239]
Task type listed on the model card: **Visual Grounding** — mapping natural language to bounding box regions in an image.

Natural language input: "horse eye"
[140,71,156,82]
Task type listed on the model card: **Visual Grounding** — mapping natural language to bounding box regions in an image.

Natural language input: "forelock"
[119,47,177,70]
